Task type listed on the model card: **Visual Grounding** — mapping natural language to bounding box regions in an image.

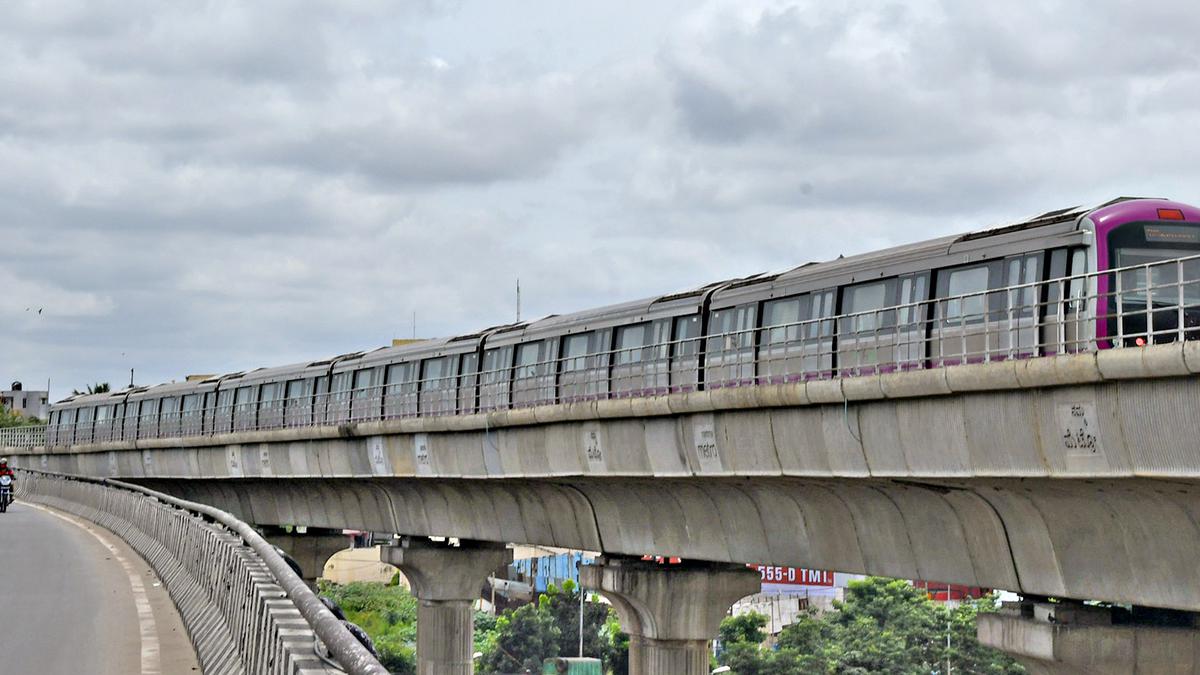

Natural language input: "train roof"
[711,201,1098,308]
[489,276,760,345]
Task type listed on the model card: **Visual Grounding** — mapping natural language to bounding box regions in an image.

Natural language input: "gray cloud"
[2,0,1200,398]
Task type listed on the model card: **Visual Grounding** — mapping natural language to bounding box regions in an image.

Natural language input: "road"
[0,501,199,674]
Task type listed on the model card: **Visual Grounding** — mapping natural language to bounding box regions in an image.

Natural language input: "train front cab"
[1090,200,1200,346]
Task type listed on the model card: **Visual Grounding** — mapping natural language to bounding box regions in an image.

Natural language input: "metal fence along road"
[16,470,388,675]
[12,253,1200,449]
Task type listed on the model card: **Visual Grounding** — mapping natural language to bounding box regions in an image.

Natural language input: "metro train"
[45,196,1200,447]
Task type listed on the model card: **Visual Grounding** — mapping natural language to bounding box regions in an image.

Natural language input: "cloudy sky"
[2,0,1199,399]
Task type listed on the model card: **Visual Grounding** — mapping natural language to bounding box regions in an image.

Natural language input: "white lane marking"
[27,503,162,675]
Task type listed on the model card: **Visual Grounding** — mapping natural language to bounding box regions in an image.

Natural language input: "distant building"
[1,381,49,420]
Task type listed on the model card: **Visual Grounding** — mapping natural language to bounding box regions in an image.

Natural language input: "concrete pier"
[261,527,350,586]
[382,538,511,675]
[580,556,761,675]
[978,602,1200,674]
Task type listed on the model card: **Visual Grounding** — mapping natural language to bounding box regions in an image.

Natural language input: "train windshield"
[1114,247,1200,305]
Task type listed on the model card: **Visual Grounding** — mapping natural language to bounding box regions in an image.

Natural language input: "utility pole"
[946,582,952,674]
[578,562,585,657]
[516,277,521,323]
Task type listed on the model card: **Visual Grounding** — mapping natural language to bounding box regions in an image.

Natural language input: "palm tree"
[72,382,111,396]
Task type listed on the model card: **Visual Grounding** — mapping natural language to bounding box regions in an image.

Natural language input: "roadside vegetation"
[0,405,41,427]
[319,575,1022,674]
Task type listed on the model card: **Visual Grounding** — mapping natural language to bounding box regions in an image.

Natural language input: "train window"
[94,405,112,443]
[60,408,76,444]
[897,277,929,325]
[615,324,648,365]
[763,297,804,345]
[670,315,702,391]
[161,396,180,437]
[561,334,591,373]
[513,340,554,406]
[559,330,611,401]
[1067,249,1088,303]
[284,379,313,427]
[285,379,310,401]
[181,394,201,436]
[112,403,125,440]
[514,342,543,378]
[232,386,257,431]
[350,368,380,421]
[480,346,514,411]
[233,387,254,430]
[457,353,479,414]
[311,376,329,424]
[944,266,989,321]
[213,389,235,433]
[807,290,836,339]
[384,363,417,418]
[123,401,140,440]
[137,399,159,439]
[706,305,757,387]
[326,372,352,423]
[420,357,458,415]
[613,321,669,396]
[843,282,890,333]
[258,382,283,428]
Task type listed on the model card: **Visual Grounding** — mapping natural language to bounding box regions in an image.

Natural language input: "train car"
[44,196,1200,445]
[1087,199,1200,345]
[46,390,124,446]
[480,280,740,409]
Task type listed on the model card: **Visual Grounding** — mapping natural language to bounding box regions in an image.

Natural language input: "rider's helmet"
[0,457,7,465]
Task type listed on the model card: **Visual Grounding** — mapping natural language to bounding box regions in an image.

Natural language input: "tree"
[477,581,629,674]
[318,581,417,674]
[0,405,42,428]
[712,580,1025,675]
[72,382,111,396]
[478,600,561,673]
[827,577,942,672]
[719,612,768,646]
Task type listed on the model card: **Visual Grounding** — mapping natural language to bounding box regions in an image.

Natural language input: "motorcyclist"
[0,457,13,509]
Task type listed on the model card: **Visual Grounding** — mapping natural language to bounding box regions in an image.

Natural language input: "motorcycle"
[0,474,13,513]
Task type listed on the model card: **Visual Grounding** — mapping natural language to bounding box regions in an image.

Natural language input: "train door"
[1039,248,1089,353]
[932,261,1002,365]
[999,253,1041,357]
[706,305,757,387]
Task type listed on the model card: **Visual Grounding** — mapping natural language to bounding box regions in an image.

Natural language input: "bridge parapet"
[16,469,387,675]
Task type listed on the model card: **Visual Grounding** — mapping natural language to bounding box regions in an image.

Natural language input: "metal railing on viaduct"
[17,469,387,675]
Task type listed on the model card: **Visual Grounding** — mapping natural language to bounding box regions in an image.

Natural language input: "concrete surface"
[382,539,512,675]
[979,612,1200,674]
[0,502,199,675]
[12,344,1200,613]
[581,557,761,675]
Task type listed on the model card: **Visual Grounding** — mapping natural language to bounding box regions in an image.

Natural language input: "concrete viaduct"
[10,343,1200,673]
